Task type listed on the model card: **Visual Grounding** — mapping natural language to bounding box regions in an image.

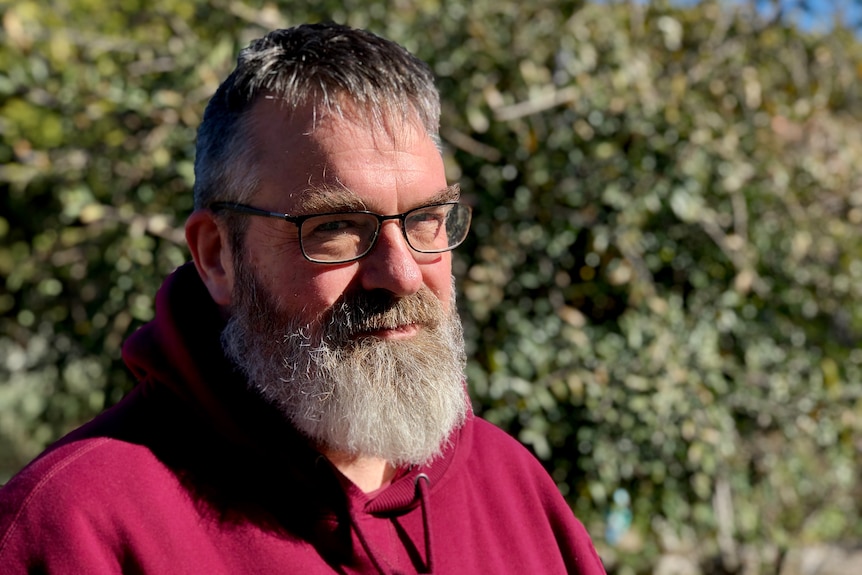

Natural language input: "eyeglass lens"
[299,203,470,263]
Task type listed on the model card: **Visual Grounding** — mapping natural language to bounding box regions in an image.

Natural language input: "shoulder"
[0,433,176,523]
[455,416,565,504]
[0,385,178,530]
[470,415,523,445]
[468,416,547,468]
[442,417,607,574]
[459,417,593,538]
[0,435,180,571]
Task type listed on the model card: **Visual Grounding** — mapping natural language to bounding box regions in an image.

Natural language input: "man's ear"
[185,209,234,306]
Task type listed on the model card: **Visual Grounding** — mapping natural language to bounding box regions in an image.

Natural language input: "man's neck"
[325,451,397,493]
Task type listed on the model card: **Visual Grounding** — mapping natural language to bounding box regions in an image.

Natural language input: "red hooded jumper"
[0,263,606,574]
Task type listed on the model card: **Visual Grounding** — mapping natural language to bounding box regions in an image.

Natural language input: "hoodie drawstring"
[350,473,435,574]
[415,473,434,574]
[350,505,389,575]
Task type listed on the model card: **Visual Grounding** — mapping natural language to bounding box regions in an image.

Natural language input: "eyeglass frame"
[209,200,472,264]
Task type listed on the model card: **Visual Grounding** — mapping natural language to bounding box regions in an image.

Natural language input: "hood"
[121,262,472,573]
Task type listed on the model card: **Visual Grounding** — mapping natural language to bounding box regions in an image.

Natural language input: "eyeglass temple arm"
[210,202,300,223]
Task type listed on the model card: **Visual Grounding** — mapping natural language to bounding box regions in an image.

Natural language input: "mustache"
[320,288,442,344]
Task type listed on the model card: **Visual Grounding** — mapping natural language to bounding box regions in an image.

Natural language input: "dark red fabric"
[0,263,606,574]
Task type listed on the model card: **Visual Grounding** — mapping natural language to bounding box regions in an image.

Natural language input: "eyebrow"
[294,185,367,214]
[427,183,461,205]
[293,183,461,215]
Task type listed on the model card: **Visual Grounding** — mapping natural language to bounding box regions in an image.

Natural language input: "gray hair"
[192,23,441,211]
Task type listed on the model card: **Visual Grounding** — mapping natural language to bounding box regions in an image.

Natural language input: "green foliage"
[3,1,862,572]
[442,2,862,571]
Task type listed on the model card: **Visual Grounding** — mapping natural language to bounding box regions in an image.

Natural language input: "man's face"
[234,98,455,328]
[219,99,469,465]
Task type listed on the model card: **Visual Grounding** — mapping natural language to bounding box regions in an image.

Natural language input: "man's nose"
[356,221,424,296]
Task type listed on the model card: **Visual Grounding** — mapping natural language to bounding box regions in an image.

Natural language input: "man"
[0,23,605,574]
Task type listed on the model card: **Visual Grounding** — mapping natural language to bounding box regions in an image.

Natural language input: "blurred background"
[2,0,862,573]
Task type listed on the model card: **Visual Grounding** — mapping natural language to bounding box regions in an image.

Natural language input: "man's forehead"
[247,97,449,214]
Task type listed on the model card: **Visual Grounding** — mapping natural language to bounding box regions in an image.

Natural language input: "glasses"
[210,201,472,264]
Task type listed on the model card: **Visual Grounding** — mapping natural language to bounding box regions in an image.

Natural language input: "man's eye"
[411,212,444,224]
[305,214,376,237]
[312,219,353,233]
[409,206,448,224]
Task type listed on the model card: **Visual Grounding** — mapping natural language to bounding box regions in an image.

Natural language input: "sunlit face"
[218,98,469,464]
[231,97,455,333]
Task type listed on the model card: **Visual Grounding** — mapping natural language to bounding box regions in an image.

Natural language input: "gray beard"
[220,267,469,467]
